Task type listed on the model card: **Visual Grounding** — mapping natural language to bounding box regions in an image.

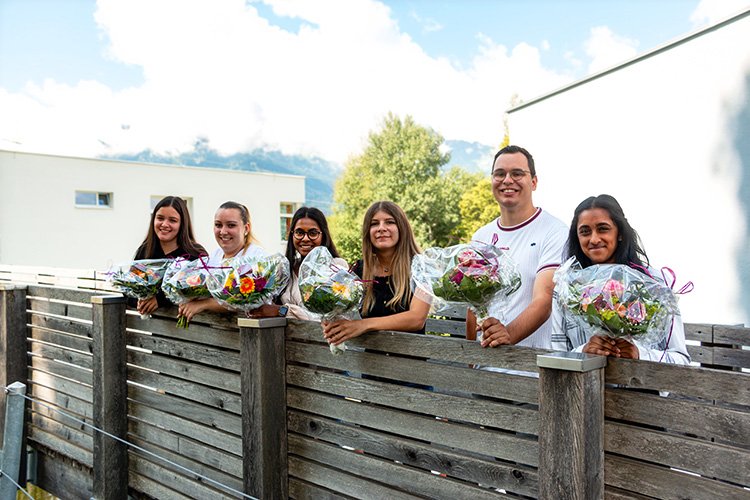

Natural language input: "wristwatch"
[278,305,289,317]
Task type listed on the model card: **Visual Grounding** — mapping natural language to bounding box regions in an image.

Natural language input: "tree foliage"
[330,113,486,262]
[458,177,499,240]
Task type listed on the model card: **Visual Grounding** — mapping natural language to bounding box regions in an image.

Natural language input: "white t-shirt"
[207,243,266,267]
[472,208,567,349]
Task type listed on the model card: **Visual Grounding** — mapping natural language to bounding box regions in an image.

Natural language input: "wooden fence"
[1,281,749,499]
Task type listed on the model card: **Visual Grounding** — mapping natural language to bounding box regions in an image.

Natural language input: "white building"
[0,150,305,269]
[508,8,750,325]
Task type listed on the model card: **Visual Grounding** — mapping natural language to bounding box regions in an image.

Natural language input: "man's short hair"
[493,145,536,177]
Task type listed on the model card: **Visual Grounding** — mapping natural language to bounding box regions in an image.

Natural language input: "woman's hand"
[582,335,638,358]
[614,338,639,359]
[137,297,159,316]
[248,304,281,318]
[322,319,368,346]
[479,317,513,347]
[178,299,210,323]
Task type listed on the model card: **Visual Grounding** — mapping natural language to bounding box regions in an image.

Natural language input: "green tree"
[457,176,499,240]
[331,113,480,262]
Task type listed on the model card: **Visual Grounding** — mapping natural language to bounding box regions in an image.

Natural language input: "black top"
[131,243,207,308]
[352,260,424,334]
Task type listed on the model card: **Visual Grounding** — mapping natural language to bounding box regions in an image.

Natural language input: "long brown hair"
[138,196,205,258]
[360,201,420,313]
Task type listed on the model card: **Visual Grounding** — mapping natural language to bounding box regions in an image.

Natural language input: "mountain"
[104,140,342,213]
[104,139,493,212]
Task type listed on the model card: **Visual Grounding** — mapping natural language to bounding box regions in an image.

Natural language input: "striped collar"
[496,207,542,232]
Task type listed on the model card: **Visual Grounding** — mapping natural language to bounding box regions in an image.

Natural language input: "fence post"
[0,381,26,498]
[0,284,28,445]
[238,317,288,500]
[537,352,606,499]
[91,295,128,500]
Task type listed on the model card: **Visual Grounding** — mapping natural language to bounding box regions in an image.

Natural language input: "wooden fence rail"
[0,281,749,499]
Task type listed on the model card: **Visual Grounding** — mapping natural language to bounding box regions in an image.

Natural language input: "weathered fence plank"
[604,454,750,499]
[127,367,241,415]
[289,434,505,499]
[0,284,28,444]
[287,364,539,434]
[126,329,241,370]
[605,358,750,405]
[606,389,750,446]
[28,425,93,467]
[29,340,93,370]
[128,402,242,456]
[287,387,539,466]
[91,294,128,500]
[538,352,606,500]
[604,421,749,485]
[34,447,93,500]
[128,454,237,500]
[28,312,93,340]
[286,319,547,372]
[126,350,241,393]
[128,385,241,436]
[288,453,422,500]
[238,317,288,500]
[128,418,242,478]
[288,410,539,496]
[286,340,539,403]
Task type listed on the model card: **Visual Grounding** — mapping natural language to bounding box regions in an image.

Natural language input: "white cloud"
[584,26,639,74]
[690,0,750,26]
[0,0,574,164]
[409,10,443,34]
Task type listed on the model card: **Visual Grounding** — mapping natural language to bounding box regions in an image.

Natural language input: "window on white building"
[75,191,112,208]
[280,202,299,240]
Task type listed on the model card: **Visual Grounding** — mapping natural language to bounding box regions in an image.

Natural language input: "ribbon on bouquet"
[629,262,694,362]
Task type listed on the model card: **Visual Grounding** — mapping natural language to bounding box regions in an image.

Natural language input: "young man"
[468,145,567,349]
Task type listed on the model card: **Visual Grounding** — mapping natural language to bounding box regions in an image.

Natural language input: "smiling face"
[369,210,400,252]
[491,151,537,210]
[292,217,323,258]
[577,208,620,264]
[153,206,181,247]
[214,208,249,258]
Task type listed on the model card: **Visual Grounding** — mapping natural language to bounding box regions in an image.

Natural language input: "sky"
[1,0,749,165]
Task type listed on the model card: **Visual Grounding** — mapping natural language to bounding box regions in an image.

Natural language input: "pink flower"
[450,269,464,285]
[626,301,646,323]
[602,279,625,299]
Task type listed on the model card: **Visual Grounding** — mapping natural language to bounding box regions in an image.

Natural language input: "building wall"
[508,13,750,324]
[0,150,305,268]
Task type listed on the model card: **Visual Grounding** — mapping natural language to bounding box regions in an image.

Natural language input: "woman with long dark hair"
[133,196,206,316]
[552,194,689,364]
[250,206,346,319]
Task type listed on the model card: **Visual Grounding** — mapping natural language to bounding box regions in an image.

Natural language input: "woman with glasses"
[322,201,430,348]
[250,206,346,319]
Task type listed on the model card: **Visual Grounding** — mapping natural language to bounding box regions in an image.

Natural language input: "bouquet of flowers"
[107,259,171,319]
[207,253,290,314]
[161,257,216,328]
[298,246,363,355]
[412,242,521,324]
[553,257,680,347]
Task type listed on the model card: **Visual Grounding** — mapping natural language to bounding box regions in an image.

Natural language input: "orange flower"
[239,277,255,294]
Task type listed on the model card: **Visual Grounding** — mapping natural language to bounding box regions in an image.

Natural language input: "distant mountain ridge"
[105,139,492,213]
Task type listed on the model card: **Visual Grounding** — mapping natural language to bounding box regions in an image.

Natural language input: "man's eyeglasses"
[293,228,322,240]
[492,169,531,181]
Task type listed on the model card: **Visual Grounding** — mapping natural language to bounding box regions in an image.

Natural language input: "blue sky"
[0,0,747,163]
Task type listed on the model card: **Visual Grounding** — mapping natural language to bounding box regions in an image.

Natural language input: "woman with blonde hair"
[323,201,430,347]
[178,201,266,322]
